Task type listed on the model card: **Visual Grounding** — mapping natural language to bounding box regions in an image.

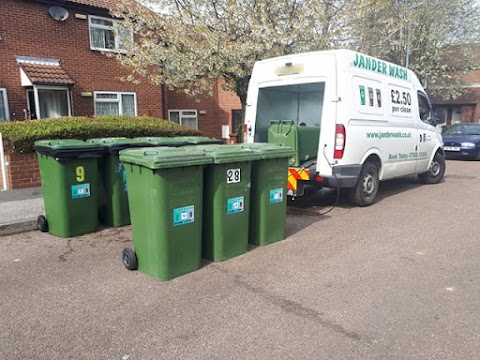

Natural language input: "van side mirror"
[432,115,446,126]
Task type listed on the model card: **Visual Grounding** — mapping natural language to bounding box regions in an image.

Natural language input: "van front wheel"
[418,152,445,184]
[350,162,379,207]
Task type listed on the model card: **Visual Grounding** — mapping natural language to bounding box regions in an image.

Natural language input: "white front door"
[451,107,461,125]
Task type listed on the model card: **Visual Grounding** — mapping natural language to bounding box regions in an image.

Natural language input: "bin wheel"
[37,215,48,232]
[122,247,138,271]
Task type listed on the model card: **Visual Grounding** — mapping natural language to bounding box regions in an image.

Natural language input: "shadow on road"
[283,175,424,237]
[374,175,423,203]
[286,174,424,212]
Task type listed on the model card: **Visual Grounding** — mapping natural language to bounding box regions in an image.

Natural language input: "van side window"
[417,92,432,122]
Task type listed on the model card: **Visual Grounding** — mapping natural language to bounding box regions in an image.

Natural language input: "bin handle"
[280,120,294,136]
[143,150,159,156]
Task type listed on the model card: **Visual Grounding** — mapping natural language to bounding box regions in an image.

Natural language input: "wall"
[165,78,242,140]
[466,69,480,123]
[0,153,40,189]
[461,106,475,123]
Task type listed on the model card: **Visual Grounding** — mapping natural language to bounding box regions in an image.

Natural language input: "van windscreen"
[254,82,325,142]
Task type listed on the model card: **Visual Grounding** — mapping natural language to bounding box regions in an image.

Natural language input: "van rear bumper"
[323,165,362,188]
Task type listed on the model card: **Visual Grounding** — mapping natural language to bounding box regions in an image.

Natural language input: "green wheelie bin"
[178,136,224,145]
[86,138,150,227]
[268,120,320,166]
[238,143,295,246]
[34,139,105,238]
[198,145,260,261]
[119,146,212,281]
[134,137,190,147]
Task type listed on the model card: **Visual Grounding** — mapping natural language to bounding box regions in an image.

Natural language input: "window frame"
[0,88,9,121]
[88,15,132,52]
[231,109,242,133]
[168,109,198,130]
[94,91,137,116]
[417,91,433,123]
[27,86,72,119]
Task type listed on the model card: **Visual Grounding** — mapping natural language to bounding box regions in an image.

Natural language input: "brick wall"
[0,153,40,189]
[165,78,242,140]
[461,106,474,123]
[461,69,480,123]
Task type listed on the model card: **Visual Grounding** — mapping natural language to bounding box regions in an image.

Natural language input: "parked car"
[442,123,480,160]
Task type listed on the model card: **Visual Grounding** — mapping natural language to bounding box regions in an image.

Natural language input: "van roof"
[252,49,423,88]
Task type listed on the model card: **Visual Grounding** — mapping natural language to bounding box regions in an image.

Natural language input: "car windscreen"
[443,124,480,135]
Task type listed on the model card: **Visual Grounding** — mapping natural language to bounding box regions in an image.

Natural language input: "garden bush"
[0,115,202,153]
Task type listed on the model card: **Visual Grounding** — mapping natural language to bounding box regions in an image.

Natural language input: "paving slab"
[0,187,44,235]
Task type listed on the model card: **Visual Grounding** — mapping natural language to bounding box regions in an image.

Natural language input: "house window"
[232,109,242,133]
[94,92,137,116]
[169,110,198,130]
[452,107,461,124]
[27,86,72,119]
[0,89,9,121]
[89,15,131,52]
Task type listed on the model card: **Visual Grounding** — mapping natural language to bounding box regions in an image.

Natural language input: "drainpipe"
[161,84,166,119]
[0,133,8,190]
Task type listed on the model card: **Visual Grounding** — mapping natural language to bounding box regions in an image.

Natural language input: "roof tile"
[65,0,119,10]
[20,63,75,86]
[430,88,480,105]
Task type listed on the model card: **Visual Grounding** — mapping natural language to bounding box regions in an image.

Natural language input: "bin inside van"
[268,121,319,166]
[254,82,324,166]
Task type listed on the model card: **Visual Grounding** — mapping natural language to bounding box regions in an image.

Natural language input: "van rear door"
[245,52,337,177]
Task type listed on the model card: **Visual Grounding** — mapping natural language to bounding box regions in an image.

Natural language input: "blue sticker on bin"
[173,205,194,226]
[116,163,128,193]
[227,196,244,214]
[270,188,283,204]
[71,183,90,199]
[122,169,127,193]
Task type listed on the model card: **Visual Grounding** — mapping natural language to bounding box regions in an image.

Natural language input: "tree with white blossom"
[112,0,480,106]
[112,0,348,108]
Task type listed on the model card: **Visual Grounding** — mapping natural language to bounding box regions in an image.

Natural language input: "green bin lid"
[177,136,224,145]
[133,137,190,147]
[187,144,260,164]
[236,143,296,159]
[87,138,151,153]
[119,146,213,169]
[34,139,100,150]
[34,139,105,158]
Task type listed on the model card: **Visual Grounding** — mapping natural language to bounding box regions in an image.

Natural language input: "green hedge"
[0,115,202,154]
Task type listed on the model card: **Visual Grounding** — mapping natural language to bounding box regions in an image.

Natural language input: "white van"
[244,49,445,206]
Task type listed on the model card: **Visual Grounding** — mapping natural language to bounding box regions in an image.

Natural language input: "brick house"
[428,47,480,126]
[429,70,480,126]
[0,0,241,189]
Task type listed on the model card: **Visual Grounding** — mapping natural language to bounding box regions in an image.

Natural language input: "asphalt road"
[1,160,479,360]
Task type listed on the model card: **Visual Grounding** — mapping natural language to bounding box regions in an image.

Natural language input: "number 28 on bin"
[227,169,240,183]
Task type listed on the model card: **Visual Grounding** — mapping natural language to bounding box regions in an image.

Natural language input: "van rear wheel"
[418,152,445,184]
[350,162,379,207]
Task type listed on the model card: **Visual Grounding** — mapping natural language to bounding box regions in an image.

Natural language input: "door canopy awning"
[16,56,75,86]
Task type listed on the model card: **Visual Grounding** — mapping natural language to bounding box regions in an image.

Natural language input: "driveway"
[1,160,479,359]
